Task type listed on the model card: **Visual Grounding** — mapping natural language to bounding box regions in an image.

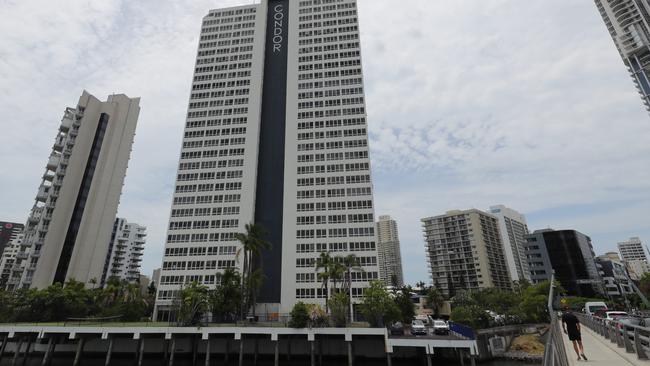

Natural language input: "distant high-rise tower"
[422,209,512,297]
[618,237,650,279]
[154,0,379,319]
[12,91,140,289]
[376,215,404,287]
[618,237,648,261]
[0,227,24,290]
[489,205,531,283]
[0,222,24,256]
[595,0,650,111]
[101,218,147,285]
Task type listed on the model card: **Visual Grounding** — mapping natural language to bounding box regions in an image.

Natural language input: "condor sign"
[255,0,289,304]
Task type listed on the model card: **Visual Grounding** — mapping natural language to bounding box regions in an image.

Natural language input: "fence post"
[634,328,648,360]
[623,327,634,353]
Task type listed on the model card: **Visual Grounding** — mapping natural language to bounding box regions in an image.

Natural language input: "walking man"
[562,308,588,361]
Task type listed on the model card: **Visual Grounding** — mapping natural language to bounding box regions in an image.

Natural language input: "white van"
[584,301,608,316]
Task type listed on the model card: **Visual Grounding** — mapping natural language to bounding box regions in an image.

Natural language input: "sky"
[1,0,649,285]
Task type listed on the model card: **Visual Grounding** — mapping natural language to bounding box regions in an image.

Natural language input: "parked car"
[585,301,608,316]
[415,314,431,325]
[605,311,629,321]
[617,317,642,336]
[411,319,427,336]
[638,318,650,328]
[389,322,405,336]
[433,320,450,335]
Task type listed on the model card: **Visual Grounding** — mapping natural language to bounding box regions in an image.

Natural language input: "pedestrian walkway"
[562,323,648,366]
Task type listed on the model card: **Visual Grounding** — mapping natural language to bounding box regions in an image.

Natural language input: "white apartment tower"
[595,0,650,112]
[0,231,24,290]
[376,215,404,287]
[101,218,147,285]
[489,205,531,283]
[11,91,140,289]
[618,237,648,261]
[154,0,380,319]
[618,237,650,279]
[422,209,512,296]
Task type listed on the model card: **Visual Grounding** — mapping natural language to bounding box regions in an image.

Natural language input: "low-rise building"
[596,252,633,298]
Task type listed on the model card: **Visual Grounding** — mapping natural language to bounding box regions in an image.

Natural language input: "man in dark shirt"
[562,310,587,361]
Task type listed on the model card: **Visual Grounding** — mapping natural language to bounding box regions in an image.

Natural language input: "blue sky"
[1,0,649,285]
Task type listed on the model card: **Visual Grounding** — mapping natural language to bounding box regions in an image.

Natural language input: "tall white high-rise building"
[618,237,648,261]
[618,237,650,279]
[154,0,379,319]
[101,218,147,285]
[595,0,650,112]
[489,205,531,283]
[12,91,140,289]
[376,215,404,287]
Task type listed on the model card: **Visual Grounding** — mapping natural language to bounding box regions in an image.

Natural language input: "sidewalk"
[561,324,648,366]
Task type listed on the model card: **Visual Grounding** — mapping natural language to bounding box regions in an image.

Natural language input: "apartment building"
[376,215,404,287]
[524,229,604,297]
[595,0,650,112]
[488,205,531,283]
[422,209,512,297]
[10,91,140,289]
[101,218,147,285]
[154,0,379,319]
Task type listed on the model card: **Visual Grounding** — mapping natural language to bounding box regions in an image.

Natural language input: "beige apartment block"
[422,209,512,296]
[376,215,404,287]
[12,91,140,289]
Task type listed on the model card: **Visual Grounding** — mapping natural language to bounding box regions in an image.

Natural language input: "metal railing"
[576,313,650,360]
[543,273,570,366]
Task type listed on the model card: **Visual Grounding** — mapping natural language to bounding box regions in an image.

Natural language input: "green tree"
[359,281,400,327]
[315,251,334,312]
[174,282,209,326]
[235,223,271,320]
[340,254,363,321]
[329,292,349,327]
[425,286,445,318]
[210,268,242,323]
[394,287,415,323]
[451,305,491,329]
[289,301,310,328]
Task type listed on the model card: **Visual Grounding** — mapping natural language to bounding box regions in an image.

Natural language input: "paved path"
[562,323,648,366]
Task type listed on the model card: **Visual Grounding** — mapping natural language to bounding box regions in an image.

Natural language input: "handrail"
[543,273,570,366]
[576,312,650,360]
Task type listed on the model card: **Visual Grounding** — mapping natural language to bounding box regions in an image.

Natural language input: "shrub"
[289,301,310,328]
[329,292,349,327]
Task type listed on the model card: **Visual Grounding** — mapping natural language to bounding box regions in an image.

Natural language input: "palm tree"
[235,223,271,320]
[315,252,334,312]
[341,254,363,322]
[426,287,445,319]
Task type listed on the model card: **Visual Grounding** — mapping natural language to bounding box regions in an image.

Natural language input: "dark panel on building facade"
[255,0,290,303]
[54,113,109,284]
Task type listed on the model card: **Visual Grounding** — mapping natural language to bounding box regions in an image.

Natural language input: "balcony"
[28,208,43,223]
[43,171,55,181]
[36,186,50,202]
[16,252,28,260]
[46,154,60,170]
[53,136,65,152]
[60,115,73,132]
